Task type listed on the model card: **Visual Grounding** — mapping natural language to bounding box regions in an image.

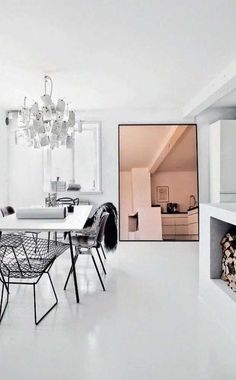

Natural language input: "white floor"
[0,242,236,380]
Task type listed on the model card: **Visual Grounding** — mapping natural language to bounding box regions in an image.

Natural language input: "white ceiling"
[119,125,174,170]
[0,1,236,111]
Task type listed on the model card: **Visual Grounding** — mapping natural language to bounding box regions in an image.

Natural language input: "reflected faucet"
[189,194,197,209]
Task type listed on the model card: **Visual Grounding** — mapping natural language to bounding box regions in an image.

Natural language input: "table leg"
[68,232,80,303]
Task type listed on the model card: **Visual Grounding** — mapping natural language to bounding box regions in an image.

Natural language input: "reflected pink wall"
[131,168,151,211]
[151,171,197,211]
[120,171,133,240]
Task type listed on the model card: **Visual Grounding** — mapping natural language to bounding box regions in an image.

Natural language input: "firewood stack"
[221,231,236,291]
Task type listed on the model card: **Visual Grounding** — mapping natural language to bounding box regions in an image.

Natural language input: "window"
[44,121,102,193]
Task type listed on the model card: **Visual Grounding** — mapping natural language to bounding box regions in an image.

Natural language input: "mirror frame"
[118,123,199,242]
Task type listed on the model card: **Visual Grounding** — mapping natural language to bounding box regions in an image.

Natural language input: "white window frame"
[43,121,102,195]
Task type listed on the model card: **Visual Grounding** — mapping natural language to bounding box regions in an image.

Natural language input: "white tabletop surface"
[0,205,92,232]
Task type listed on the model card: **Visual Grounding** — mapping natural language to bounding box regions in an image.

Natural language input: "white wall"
[0,110,9,207]
[196,106,236,204]
[209,120,236,203]
[151,170,197,212]
[209,121,221,203]
[220,121,236,195]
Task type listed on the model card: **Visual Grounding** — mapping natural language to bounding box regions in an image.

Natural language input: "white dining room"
[1,1,236,380]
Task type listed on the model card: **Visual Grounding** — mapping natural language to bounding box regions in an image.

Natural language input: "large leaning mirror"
[119,124,199,241]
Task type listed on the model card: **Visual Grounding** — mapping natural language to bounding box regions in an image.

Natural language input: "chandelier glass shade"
[16,75,76,149]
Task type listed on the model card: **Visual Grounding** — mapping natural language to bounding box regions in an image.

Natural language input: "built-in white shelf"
[200,203,236,339]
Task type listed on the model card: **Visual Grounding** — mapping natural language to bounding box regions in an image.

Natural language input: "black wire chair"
[56,197,75,206]
[0,206,26,255]
[0,235,69,325]
[64,213,109,292]
[53,197,79,242]
[1,206,42,250]
[50,198,74,243]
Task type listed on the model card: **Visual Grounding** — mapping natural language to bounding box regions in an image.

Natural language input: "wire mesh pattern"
[0,234,69,279]
[0,234,23,248]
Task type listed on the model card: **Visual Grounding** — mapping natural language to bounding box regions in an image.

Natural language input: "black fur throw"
[84,202,118,251]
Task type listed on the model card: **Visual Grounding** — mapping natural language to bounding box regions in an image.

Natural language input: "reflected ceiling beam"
[183,60,236,118]
[149,126,187,174]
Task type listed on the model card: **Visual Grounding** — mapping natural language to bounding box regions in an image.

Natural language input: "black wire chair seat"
[0,235,69,279]
[1,206,42,249]
[0,257,52,279]
[0,234,23,249]
[0,235,69,325]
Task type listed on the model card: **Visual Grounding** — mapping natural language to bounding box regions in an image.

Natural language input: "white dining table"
[0,205,93,303]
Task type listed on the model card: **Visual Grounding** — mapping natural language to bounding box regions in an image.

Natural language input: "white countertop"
[161,213,187,217]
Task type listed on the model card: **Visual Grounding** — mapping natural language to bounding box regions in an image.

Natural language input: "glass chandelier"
[16,75,76,149]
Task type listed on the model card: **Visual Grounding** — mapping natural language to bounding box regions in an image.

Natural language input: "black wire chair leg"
[33,233,37,253]
[68,233,80,303]
[100,244,107,260]
[91,254,105,291]
[2,273,10,293]
[32,233,42,257]
[31,233,38,253]
[0,274,10,323]
[47,232,51,252]
[21,244,32,269]
[95,248,106,275]
[47,272,58,303]
[63,252,79,290]
[12,248,23,277]
[33,273,58,325]
[2,247,7,261]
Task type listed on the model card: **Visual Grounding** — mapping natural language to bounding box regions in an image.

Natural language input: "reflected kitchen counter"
[161,207,198,241]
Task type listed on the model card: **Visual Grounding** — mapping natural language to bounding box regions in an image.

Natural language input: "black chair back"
[96,213,109,247]
[83,203,118,251]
